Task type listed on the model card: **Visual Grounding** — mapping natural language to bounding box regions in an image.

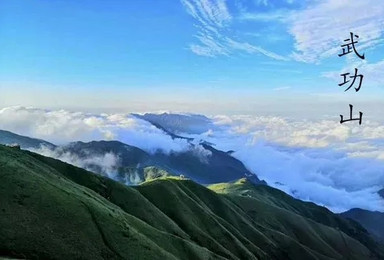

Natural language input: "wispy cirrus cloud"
[226,38,288,60]
[239,9,290,22]
[323,60,384,87]
[231,0,384,64]
[182,0,232,27]
[182,0,384,64]
[288,0,384,63]
[253,0,295,7]
[180,0,288,60]
[273,86,291,91]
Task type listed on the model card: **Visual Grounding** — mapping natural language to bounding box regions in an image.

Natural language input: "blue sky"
[1,0,384,116]
[1,1,384,212]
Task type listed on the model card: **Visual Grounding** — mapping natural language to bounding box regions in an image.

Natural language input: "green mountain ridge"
[379,188,384,199]
[340,208,384,242]
[0,145,383,259]
[0,129,56,149]
[57,140,264,185]
[0,129,264,185]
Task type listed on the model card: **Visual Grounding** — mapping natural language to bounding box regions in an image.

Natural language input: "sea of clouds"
[195,115,384,212]
[1,106,384,213]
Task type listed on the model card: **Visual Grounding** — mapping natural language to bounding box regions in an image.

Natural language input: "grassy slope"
[0,146,220,260]
[340,208,384,242]
[141,179,379,260]
[1,146,383,259]
[209,179,384,259]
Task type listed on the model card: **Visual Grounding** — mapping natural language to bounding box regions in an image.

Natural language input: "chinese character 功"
[338,68,364,92]
[338,32,365,59]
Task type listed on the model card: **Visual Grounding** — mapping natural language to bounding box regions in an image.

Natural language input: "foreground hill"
[0,145,220,260]
[0,145,383,259]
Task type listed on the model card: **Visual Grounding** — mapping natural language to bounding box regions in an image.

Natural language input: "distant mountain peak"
[0,129,56,149]
[132,112,215,136]
[379,189,384,199]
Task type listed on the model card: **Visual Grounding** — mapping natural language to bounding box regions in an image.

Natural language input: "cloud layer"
[1,106,384,212]
[33,145,122,180]
[183,114,384,212]
[0,106,190,154]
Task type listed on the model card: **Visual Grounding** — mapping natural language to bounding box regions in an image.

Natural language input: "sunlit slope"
[209,179,384,259]
[140,179,380,260]
[0,145,383,259]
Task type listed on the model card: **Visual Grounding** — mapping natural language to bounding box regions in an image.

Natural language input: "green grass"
[209,179,384,258]
[0,146,219,260]
[0,146,383,259]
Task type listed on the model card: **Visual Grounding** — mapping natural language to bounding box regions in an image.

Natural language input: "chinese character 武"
[338,32,365,59]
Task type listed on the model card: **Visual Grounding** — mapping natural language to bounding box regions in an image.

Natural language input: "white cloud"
[210,115,350,148]
[288,0,384,63]
[251,0,295,7]
[273,86,291,91]
[181,0,287,60]
[33,145,122,180]
[181,0,232,28]
[212,0,384,63]
[232,141,384,212]
[239,9,290,22]
[226,38,288,61]
[2,106,384,212]
[209,115,384,151]
[323,59,384,88]
[0,106,103,143]
[190,33,230,57]
[184,114,384,212]
[0,106,191,154]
